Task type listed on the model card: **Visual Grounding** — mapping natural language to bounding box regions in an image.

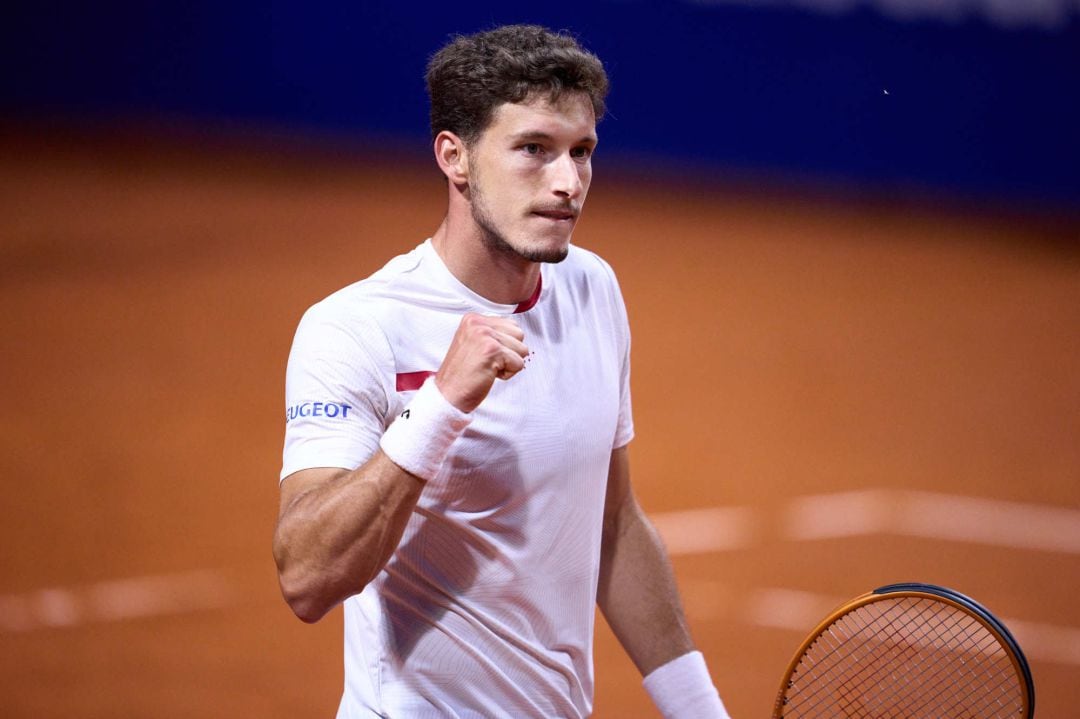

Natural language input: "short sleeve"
[595,256,635,450]
[280,302,395,482]
[613,295,634,449]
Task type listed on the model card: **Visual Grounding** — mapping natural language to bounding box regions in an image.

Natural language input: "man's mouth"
[531,208,578,222]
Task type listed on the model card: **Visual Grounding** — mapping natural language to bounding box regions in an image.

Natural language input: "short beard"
[471,182,569,265]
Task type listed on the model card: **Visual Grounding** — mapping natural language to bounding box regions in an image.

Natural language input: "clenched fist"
[435,313,529,413]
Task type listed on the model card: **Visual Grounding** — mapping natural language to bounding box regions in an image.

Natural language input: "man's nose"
[550,153,583,199]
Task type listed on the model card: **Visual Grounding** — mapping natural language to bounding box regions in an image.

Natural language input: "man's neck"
[430,217,542,306]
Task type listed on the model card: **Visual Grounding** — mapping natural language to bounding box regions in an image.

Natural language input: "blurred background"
[1,1,1077,717]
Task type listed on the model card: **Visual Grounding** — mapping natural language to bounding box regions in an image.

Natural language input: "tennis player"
[273,24,731,718]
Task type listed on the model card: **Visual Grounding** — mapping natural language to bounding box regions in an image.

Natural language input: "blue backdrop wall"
[4,1,1078,209]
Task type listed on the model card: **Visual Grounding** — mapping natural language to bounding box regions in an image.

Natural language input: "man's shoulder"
[301,242,436,322]
[288,245,438,373]
[559,244,622,290]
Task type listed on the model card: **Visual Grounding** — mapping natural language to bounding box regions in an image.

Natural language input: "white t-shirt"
[282,240,634,718]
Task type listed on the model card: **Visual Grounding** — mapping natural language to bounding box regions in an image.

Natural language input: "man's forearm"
[597,493,695,675]
[272,451,424,623]
[598,487,731,717]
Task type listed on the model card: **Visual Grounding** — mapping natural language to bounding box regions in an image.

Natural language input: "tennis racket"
[772,582,1034,718]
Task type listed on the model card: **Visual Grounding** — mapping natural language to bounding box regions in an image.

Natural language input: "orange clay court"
[1,129,1077,717]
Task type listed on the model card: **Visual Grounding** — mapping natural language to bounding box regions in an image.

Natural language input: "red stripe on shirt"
[513,274,543,314]
[396,276,538,392]
[396,370,435,392]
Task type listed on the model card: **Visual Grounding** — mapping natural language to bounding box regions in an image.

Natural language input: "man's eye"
[523,143,541,155]
[571,147,592,159]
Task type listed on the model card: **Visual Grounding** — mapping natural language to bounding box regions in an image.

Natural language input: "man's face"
[466,92,597,264]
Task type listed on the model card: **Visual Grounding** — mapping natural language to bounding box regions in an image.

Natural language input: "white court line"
[0,568,238,634]
[652,489,1080,555]
[783,489,1080,554]
[679,582,1080,667]
[898,491,1080,554]
[742,587,847,633]
[655,492,1080,666]
[649,506,759,555]
[783,490,893,541]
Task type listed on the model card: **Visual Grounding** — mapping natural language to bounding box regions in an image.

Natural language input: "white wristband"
[642,651,731,719]
[379,377,471,482]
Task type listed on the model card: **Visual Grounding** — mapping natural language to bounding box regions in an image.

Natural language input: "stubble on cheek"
[469,176,570,264]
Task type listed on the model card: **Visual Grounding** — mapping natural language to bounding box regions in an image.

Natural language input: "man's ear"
[434,131,469,185]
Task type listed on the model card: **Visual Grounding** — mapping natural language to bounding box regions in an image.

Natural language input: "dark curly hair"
[425,25,609,144]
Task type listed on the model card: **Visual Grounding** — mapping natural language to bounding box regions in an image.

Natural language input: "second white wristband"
[643,650,731,719]
[379,377,471,482]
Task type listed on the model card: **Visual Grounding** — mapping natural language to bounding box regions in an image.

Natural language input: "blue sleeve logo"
[286,401,353,423]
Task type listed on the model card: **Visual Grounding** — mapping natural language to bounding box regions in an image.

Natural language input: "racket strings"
[779,596,1024,718]
[822,601,1015,718]
[786,602,1019,718]
[887,606,1008,716]
[800,607,929,715]
[878,603,992,711]
[913,604,1020,717]
[789,600,937,713]
[923,611,1020,715]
